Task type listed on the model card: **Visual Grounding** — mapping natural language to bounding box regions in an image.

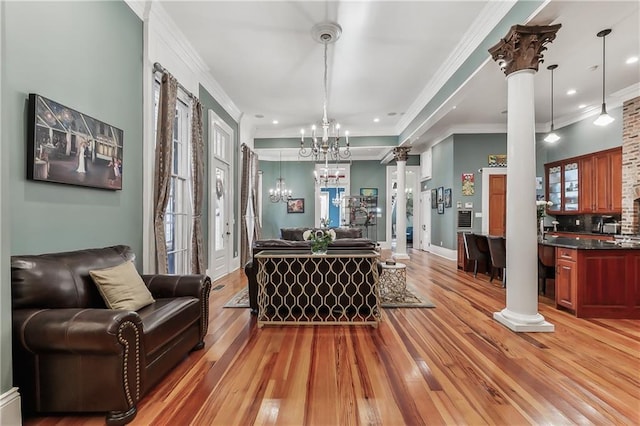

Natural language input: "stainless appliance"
[602,222,620,234]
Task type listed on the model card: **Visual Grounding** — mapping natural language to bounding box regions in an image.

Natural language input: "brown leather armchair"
[11,245,211,425]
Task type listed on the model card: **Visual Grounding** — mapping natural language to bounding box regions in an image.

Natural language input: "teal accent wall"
[259,159,389,242]
[537,106,623,163]
[261,160,316,238]
[426,137,454,249]
[2,0,142,393]
[453,134,508,234]
[350,160,388,241]
[199,85,240,260]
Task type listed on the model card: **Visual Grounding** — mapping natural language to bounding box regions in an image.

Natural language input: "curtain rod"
[153,62,197,101]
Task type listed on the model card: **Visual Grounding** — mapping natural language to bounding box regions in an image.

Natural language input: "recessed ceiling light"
[578,104,587,109]
[272,120,278,125]
[626,56,639,64]
[452,105,457,109]
[566,89,577,95]
[373,118,380,123]
[255,114,264,119]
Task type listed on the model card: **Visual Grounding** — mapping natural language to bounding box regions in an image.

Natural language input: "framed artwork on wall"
[359,187,378,197]
[27,93,124,190]
[437,186,444,203]
[437,203,444,214]
[287,198,305,213]
[444,188,452,208]
[431,189,437,209]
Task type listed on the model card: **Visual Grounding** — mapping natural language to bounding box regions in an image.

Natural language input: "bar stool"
[462,233,488,277]
[487,236,506,287]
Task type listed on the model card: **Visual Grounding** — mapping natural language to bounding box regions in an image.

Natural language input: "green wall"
[260,159,390,241]
[200,85,240,259]
[537,105,623,163]
[453,134,508,234]
[425,136,454,249]
[2,0,142,394]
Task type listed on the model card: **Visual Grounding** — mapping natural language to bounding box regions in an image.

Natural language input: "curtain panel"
[153,72,178,274]
[240,144,261,269]
[190,99,205,274]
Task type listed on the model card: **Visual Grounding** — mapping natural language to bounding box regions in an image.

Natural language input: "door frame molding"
[481,167,507,234]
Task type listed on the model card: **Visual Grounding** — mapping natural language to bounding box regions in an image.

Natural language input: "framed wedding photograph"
[431,189,437,209]
[437,186,444,204]
[27,93,124,190]
[437,203,444,214]
[444,188,452,208]
[287,198,305,213]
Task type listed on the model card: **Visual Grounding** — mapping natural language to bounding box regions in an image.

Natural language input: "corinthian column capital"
[393,147,411,162]
[489,24,561,76]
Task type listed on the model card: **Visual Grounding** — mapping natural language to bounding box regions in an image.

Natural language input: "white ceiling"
[159,0,640,159]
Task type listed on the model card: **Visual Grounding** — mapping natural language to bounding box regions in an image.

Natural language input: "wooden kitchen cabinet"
[546,147,622,215]
[555,249,577,310]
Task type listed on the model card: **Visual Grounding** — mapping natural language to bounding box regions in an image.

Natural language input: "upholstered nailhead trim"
[117,321,141,407]
[200,280,211,338]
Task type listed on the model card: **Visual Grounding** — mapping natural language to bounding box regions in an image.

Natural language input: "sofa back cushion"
[11,245,135,309]
[90,260,155,311]
[280,227,362,241]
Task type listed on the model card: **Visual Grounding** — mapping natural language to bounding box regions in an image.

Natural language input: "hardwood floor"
[25,249,639,425]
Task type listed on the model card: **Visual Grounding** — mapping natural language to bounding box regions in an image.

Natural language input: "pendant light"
[268,152,292,203]
[544,64,560,143]
[593,29,614,126]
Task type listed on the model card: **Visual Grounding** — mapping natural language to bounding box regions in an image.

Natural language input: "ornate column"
[488,24,561,332]
[392,147,411,260]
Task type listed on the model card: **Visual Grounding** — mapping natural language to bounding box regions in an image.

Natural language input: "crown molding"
[125,0,145,19]
[254,125,396,139]
[395,0,517,134]
[146,2,242,122]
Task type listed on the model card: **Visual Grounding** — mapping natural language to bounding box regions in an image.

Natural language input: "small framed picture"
[286,198,304,213]
[437,203,444,214]
[437,186,444,203]
[431,189,437,209]
[444,188,452,208]
[360,187,378,197]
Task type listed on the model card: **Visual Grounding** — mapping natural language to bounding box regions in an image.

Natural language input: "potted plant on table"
[303,229,336,255]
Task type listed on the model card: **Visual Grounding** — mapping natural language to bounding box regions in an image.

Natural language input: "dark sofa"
[11,245,211,425]
[244,227,377,313]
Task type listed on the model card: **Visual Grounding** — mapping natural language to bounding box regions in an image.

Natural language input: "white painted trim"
[208,109,236,281]
[0,388,22,426]
[396,1,517,134]
[481,167,507,234]
[426,245,457,262]
[141,13,155,274]
[385,165,421,249]
[146,2,242,121]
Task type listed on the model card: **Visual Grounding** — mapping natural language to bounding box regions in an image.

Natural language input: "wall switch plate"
[576,219,580,225]
[475,212,482,218]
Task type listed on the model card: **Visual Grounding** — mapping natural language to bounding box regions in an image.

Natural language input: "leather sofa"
[244,227,377,313]
[11,245,211,425]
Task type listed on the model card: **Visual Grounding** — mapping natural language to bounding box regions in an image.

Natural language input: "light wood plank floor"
[25,249,639,425]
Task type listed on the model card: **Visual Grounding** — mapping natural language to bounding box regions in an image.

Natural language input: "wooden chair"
[462,233,488,277]
[487,236,506,287]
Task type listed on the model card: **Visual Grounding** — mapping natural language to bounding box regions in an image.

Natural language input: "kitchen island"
[539,236,640,319]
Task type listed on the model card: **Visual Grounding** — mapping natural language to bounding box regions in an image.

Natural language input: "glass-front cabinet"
[545,161,580,214]
[547,165,562,213]
[563,162,579,211]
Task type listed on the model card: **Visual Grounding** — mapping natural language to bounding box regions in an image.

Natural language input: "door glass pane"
[215,167,226,251]
[564,162,579,211]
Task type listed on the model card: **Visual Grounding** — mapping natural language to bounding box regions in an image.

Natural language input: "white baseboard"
[0,388,22,426]
[425,245,457,261]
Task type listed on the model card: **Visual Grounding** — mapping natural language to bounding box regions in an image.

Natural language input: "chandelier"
[269,153,292,203]
[299,22,351,162]
[314,157,342,187]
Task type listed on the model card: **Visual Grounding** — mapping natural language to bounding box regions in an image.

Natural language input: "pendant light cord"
[550,67,554,129]
[601,33,606,105]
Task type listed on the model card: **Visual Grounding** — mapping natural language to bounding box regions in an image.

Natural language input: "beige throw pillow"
[89,261,155,311]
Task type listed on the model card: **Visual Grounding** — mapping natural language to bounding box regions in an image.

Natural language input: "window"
[153,82,193,274]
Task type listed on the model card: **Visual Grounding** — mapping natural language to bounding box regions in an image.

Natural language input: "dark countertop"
[539,236,640,250]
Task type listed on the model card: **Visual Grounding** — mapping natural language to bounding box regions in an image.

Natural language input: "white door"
[421,191,431,251]
[211,163,230,280]
[208,110,234,281]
